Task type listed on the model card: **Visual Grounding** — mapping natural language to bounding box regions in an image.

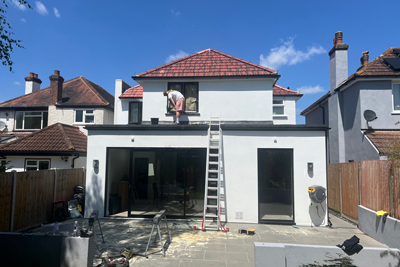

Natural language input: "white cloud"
[14,81,21,85]
[165,50,189,63]
[296,85,324,95]
[53,7,60,18]
[35,1,48,15]
[21,18,26,22]
[171,9,181,16]
[259,38,326,70]
[10,0,27,11]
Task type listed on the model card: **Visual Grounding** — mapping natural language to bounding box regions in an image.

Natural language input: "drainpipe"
[71,153,80,168]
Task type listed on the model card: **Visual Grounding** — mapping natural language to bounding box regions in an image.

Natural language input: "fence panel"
[392,162,400,220]
[55,168,85,202]
[361,160,392,214]
[13,170,55,231]
[0,172,14,232]
[340,162,360,220]
[327,163,341,212]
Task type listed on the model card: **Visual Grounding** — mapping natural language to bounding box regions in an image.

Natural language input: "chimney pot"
[29,72,34,77]
[360,51,369,67]
[34,74,38,78]
[54,70,60,76]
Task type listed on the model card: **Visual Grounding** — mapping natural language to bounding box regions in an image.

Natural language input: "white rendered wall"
[222,130,327,226]
[5,155,86,172]
[140,79,275,122]
[0,110,15,132]
[115,99,142,125]
[114,80,131,124]
[272,97,298,125]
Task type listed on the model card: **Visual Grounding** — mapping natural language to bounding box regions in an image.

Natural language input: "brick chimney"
[360,51,369,67]
[49,70,64,105]
[24,72,42,94]
[329,31,349,92]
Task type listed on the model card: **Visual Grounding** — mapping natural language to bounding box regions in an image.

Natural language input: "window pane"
[86,110,94,114]
[129,103,139,124]
[26,167,37,171]
[39,161,49,170]
[24,116,42,129]
[85,115,94,123]
[16,112,23,129]
[394,85,400,110]
[43,112,48,128]
[25,112,41,116]
[273,106,284,115]
[168,83,182,111]
[185,83,198,112]
[75,110,83,122]
[273,100,283,104]
[26,161,37,165]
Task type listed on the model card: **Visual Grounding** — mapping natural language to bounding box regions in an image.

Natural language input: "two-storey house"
[84,49,328,227]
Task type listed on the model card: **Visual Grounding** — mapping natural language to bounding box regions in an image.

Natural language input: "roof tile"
[365,131,400,156]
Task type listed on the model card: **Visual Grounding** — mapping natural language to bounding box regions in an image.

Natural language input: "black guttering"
[85,124,210,131]
[220,124,329,131]
[0,151,87,156]
[334,74,400,92]
[132,74,281,81]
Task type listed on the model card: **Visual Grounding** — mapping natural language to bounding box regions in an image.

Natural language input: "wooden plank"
[0,172,14,232]
[340,162,360,220]
[327,163,341,213]
[392,161,400,220]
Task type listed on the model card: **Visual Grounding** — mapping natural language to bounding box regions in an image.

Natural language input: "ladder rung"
[208,170,218,173]
[209,161,218,165]
[208,178,218,182]
[207,195,218,199]
[210,138,219,141]
[210,131,219,134]
[208,187,218,190]
[209,153,219,157]
[205,214,218,218]
[210,146,219,149]
[207,205,218,208]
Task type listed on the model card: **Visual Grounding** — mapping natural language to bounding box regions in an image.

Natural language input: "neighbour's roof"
[300,92,331,116]
[0,76,114,110]
[364,131,400,156]
[119,85,143,98]
[0,123,87,155]
[133,48,278,78]
[118,84,300,98]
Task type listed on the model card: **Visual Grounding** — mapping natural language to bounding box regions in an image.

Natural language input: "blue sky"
[1,0,399,124]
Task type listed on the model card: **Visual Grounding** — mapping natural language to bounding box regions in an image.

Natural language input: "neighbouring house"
[0,70,114,171]
[301,31,400,163]
[84,48,327,226]
[0,123,87,172]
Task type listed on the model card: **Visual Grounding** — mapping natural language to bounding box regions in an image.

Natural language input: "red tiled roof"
[134,49,277,78]
[119,85,143,98]
[118,84,299,98]
[273,85,302,96]
[365,131,400,156]
[0,76,114,110]
[0,123,87,154]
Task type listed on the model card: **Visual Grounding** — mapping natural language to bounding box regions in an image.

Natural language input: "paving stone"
[205,251,248,262]
[180,259,227,267]
[225,244,254,253]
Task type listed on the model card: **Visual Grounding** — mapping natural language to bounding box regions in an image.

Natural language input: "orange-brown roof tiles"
[119,85,143,98]
[365,131,400,156]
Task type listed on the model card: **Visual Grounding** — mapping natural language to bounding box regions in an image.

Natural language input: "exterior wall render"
[272,96,297,125]
[85,128,327,226]
[140,79,275,122]
[4,155,86,172]
[0,110,15,132]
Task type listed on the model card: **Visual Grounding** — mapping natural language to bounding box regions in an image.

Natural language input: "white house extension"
[84,49,328,227]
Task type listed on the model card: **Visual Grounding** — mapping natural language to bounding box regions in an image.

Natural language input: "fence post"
[53,169,57,201]
[358,163,361,205]
[390,165,394,216]
[339,166,343,217]
[10,171,17,232]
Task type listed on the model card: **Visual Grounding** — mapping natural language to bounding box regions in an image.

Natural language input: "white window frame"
[392,83,400,113]
[25,159,50,171]
[74,109,95,124]
[273,99,285,116]
[15,111,48,130]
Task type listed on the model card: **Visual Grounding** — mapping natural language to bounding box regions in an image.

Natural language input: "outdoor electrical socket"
[308,162,313,172]
[93,160,99,168]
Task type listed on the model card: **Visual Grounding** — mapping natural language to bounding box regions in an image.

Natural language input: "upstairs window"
[273,99,285,115]
[167,82,198,113]
[75,109,95,124]
[25,159,50,171]
[15,111,48,130]
[129,102,142,124]
[393,84,400,111]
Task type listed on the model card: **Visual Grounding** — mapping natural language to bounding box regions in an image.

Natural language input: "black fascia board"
[132,74,280,81]
[334,75,400,92]
[85,124,210,131]
[220,124,329,131]
[0,106,49,111]
[0,151,87,157]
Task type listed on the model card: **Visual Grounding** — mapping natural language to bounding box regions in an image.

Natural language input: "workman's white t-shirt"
[168,91,184,103]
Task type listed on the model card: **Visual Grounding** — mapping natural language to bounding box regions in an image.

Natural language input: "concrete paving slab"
[180,259,227,267]
[205,251,249,262]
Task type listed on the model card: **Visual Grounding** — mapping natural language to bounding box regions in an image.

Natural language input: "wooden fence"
[0,168,85,232]
[328,160,400,223]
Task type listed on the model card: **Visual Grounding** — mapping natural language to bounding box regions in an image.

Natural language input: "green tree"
[0,160,11,172]
[1,0,31,71]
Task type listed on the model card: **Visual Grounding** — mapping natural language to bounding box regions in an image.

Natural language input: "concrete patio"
[82,213,388,267]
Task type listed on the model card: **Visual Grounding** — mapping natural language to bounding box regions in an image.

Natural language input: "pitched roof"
[0,76,114,110]
[364,131,400,156]
[119,85,143,98]
[300,92,331,115]
[273,85,302,96]
[134,49,278,78]
[118,84,300,98]
[0,123,87,154]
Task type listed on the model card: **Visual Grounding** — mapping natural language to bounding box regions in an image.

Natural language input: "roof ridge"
[79,77,110,106]
[57,123,75,150]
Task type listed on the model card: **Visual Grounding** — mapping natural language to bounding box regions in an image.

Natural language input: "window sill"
[273,115,288,118]
[391,112,400,115]
[165,112,200,116]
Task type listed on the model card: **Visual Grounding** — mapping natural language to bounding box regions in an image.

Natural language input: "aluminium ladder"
[201,116,224,231]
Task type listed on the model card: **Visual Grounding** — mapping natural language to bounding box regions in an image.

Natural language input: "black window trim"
[167,82,199,113]
[128,101,142,124]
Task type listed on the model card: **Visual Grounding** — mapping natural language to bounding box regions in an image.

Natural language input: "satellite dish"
[364,110,377,122]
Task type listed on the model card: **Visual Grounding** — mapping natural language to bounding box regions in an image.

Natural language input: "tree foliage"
[0,160,11,172]
[0,0,31,71]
